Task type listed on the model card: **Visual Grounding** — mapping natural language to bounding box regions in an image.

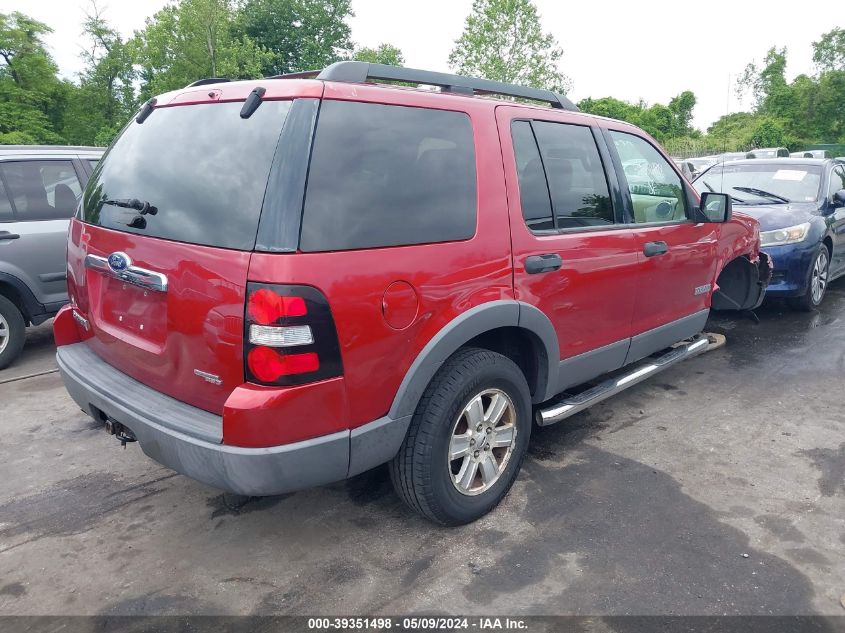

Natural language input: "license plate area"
[87,270,168,351]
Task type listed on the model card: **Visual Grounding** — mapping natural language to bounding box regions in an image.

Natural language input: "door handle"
[0,231,20,241]
[525,253,563,274]
[643,241,669,257]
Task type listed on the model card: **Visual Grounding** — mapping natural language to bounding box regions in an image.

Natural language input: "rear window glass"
[300,101,476,252]
[0,160,81,221]
[81,101,291,250]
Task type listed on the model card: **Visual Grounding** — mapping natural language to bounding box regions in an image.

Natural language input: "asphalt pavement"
[0,286,843,617]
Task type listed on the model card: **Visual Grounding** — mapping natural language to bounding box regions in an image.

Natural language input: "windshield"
[693,163,822,204]
[81,100,291,250]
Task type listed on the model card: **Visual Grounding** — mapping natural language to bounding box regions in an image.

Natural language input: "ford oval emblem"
[107,252,131,272]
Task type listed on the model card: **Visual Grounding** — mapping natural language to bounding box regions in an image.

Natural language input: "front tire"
[389,347,531,526]
[0,295,26,370]
[788,245,830,311]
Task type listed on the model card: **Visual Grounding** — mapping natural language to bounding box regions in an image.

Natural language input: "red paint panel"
[248,95,514,429]
[66,219,250,415]
[53,304,82,347]
[223,377,349,447]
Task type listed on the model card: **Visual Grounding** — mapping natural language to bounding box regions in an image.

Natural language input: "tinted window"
[532,121,613,228]
[610,131,686,223]
[512,120,553,231]
[81,101,291,250]
[300,101,476,252]
[88,159,99,171]
[0,160,81,221]
[0,176,13,222]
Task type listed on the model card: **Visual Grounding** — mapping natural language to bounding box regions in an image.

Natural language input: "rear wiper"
[732,186,790,204]
[102,197,158,215]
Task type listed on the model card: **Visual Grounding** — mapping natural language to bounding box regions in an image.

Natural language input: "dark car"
[694,158,845,310]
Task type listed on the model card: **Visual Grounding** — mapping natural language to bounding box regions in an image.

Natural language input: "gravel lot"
[0,285,844,617]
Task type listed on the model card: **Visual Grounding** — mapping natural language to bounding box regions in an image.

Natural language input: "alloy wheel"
[448,388,518,496]
[811,249,829,305]
[0,312,9,356]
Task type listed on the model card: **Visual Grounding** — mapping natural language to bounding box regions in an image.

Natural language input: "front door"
[497,107,640,395]
[826,165,845,275]
[601,127,718,362]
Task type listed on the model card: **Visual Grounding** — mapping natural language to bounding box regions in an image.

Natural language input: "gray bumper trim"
[56,343,409,496]
[57,343,351,496]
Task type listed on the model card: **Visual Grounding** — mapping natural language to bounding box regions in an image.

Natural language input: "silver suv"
[0,145,103,368]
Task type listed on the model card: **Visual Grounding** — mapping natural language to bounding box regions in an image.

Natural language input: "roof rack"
[185,77,231,87]
[276,61,578,111]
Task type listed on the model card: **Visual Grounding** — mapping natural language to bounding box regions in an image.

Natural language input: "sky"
[1,0,834,131]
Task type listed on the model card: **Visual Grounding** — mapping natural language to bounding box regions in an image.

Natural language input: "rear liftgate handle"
[525,253,563,274]
[643,241,669,257]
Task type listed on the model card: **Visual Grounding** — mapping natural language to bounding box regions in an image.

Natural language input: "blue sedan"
[694,158,845,310]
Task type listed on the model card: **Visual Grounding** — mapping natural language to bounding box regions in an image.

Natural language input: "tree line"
[0,0,843,154]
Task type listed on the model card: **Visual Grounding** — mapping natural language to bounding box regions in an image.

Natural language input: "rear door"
[0,158,85,307]
[69,98,294,414]
[497,106,640,393]
[601,127,718,361]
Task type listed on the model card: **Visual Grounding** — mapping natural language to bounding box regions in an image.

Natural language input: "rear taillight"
[244,283,343,386]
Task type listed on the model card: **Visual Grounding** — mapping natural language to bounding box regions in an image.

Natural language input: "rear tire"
[389,347,531,526]
[788,245,830,312]
[0,295,26,370]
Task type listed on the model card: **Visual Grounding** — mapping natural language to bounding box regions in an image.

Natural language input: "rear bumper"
[56,343,352,496]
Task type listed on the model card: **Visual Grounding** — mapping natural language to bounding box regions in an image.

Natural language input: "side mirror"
[700,192,732,223]
[833,189,845,208]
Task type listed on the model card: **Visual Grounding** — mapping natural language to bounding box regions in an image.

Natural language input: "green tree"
[448,0,570,94]
[352,43,404,66]
[133,0,269,97]
[579,92,699,143]
[668,91,697,137]
[735,47,787,111]
[236,0,353,76]
[0,11,68,144]
[64,3,138,145]
[813,27,845,73]
[577,96,640,122]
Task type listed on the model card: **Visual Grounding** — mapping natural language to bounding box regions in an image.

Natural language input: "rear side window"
[300,101,476,252]
[511,120,613,231]
[512,121,554,231]
[81,101,291,250]
[0,160,81,221]
[533,123,613,229]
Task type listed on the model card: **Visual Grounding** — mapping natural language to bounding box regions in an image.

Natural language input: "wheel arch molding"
[387,300,560,421]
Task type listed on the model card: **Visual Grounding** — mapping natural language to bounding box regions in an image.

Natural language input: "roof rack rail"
[274,61,577,111]
[185,77,231,88]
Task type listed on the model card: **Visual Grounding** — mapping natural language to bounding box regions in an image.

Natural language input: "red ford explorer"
[55,63,770,525]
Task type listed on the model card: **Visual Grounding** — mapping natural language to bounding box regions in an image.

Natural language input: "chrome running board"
[536,335,710,427]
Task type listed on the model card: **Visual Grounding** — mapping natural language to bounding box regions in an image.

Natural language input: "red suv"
[55,63,770,525]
